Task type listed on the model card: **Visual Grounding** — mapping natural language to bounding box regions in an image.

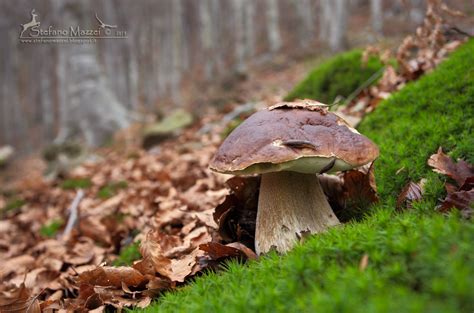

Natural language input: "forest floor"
[1,4,473,311]
[0,36,329,312]
[135,38,474,313]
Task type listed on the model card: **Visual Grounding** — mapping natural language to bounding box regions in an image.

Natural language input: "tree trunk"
[233,0,246,73]
[319,0,331,41]
[370,0,383,35]
[53,0,130,147]
[244,0,256,59]
[266,0,282,53]
[328,0,348,52]
[171,0,184,104]
[296,0,314,48]
[199,0,222,80]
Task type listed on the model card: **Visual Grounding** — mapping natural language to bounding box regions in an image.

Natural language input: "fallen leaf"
[170,248,205,282]
[200,242,253,260]
[0,283,41,313]
[396,179,426,211]
[460,176,474,191]
[226,242,258,260]
[1,255,36,279]
[438,190,474,216]
[77,266,147,288]
[342,164,379,210]
[428,147,474,187]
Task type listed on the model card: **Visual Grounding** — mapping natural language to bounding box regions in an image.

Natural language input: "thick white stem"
[255,171,340,255]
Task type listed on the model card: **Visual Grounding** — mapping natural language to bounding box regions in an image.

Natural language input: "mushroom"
[210,100,379,254]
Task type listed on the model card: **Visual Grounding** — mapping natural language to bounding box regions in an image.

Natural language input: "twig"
[26,288,46,312]
[343,66,386,107]
[448,26,473,38]
[61,189,84,241]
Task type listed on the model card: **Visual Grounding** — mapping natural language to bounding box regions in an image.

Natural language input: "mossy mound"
[285,50,384,103]
[131,40,474,313]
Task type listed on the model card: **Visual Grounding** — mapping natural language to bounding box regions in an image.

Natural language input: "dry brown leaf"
[225,242,258,260]
[0,283,41,313]
[428,147,474,187]
[77,266,147,288]
[425,147,474,218]
[396,179,426,211]
[144,277,172,297]
[200,242,245,259]
[342,164,379,209]
[1,255,36,279]
[438,190,474,217]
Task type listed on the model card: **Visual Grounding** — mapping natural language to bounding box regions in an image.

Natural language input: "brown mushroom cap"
[210,100,379,175]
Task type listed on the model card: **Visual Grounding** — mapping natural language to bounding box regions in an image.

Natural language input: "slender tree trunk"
[266,0,282,53]
[199,0,216,79]
[296,0,314,48]
[171,0,184,104]
[408,0,425,25]
[233,0,246,73]
[370,0,383,35]
[319,0,331,41]
[328,0,348,52]
[244,0,255,59]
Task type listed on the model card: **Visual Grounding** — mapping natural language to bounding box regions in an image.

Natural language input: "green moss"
[97,181,128,200]
[40,219,64,238]
[136,212,473,313]
[358,40,474,201]
[60,178,92,190]
[114,241,141,266]
[43,142,82,162]
[2,198,26,212]
[285,50,384,103]
[131,40,474,313]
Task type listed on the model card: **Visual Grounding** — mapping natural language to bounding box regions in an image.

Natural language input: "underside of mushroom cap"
[210,100,379,175]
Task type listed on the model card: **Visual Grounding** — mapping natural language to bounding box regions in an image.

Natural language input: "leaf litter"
[0,97,381,312]
[337,0,469,126]
[427,147,474,218]
[0,67,311,311]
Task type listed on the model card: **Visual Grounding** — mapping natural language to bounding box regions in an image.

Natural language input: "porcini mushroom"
[210,100,379,255]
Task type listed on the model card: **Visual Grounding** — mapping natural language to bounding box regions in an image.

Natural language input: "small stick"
[448,26,473,38]
[343,66,386,107]
[61,189,84,241]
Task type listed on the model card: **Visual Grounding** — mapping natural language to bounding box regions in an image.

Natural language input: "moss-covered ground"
[132,40,474,313]
[285,49,384,103]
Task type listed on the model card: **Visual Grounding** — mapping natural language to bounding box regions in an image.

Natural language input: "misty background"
[0,0,472,154]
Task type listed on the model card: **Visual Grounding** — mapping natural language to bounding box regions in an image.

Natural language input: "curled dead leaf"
[428,147,474,187]
[396,179,426,211]
[344,164,378,203]
[438,190,474,218]
[226,242,258,260]
[200,242,256,260]
[0,283,41,313]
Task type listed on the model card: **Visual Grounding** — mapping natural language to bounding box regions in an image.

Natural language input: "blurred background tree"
[0,0,472,153]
